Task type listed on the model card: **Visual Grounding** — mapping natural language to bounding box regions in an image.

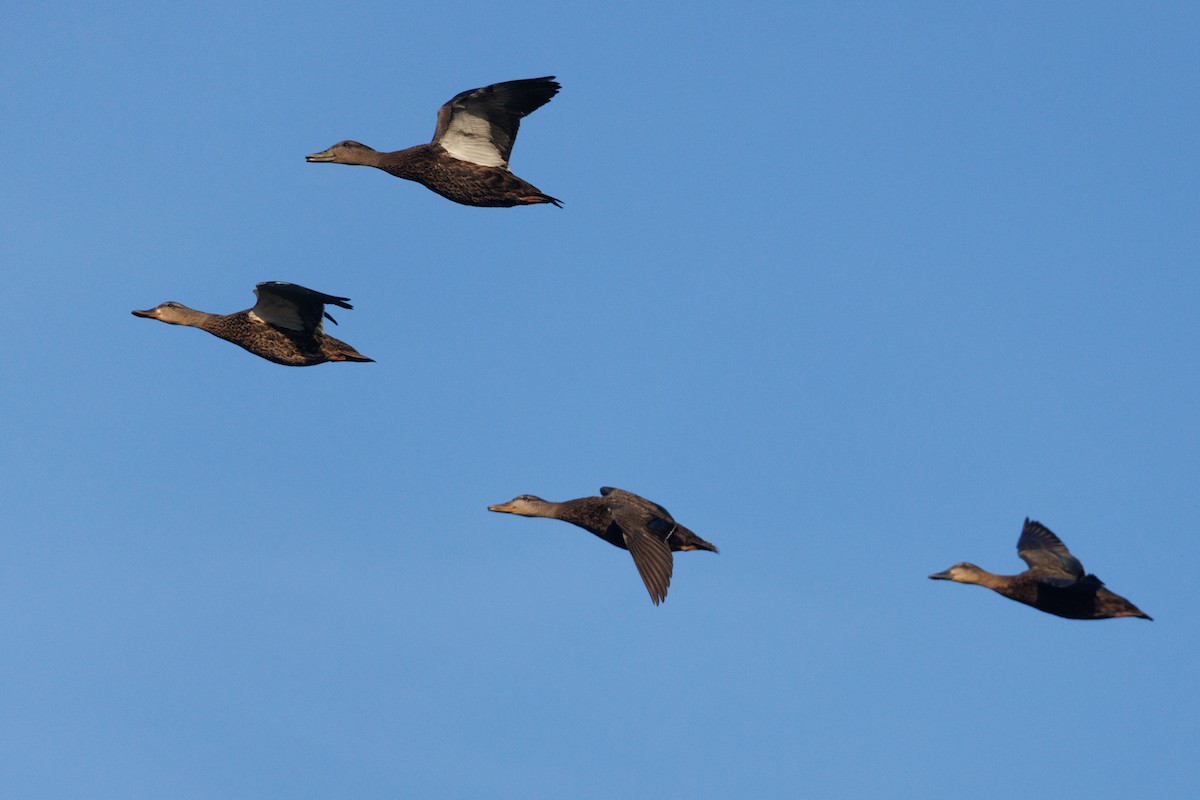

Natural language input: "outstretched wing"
[251,282,353,333]
[1017,518,1085,580]
[606,494,675,606]
[432,76,560,167]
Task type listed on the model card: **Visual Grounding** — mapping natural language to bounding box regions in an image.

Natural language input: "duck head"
[928,562,987,584]
[306,140,379,165]
[131,301,205,326]
[487,495,554,517]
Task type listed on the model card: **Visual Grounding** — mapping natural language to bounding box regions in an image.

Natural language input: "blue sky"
[2,2,1198,797]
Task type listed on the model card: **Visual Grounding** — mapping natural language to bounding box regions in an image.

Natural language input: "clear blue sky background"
[2,2,1197,798]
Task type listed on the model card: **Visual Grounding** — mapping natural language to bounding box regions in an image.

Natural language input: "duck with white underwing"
[307,76,562,208]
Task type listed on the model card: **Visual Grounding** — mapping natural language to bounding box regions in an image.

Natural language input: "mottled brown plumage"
[132,282,373,367]
[929,518,1151,620]
[487,487,717,605]
[307,76,561,208]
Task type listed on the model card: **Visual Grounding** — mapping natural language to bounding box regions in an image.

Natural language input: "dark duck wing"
[1017,518,1151,619]
[250,282,354,333]
[1017,518,1086,585]
[431,76,560,168]
[601,486,718,554]
[601,488,679,605]
[600,486,676,521]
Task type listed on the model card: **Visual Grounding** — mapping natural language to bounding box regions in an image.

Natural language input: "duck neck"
[535,499,573,520]
[358,147,390,169]
[171,307,221,330]
[377,146,434,179]
[970,569,1010,591]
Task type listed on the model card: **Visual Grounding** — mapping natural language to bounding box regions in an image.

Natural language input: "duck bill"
[131,308,157,318]
[487,502,517,514]
[928,569,953,580]
[305,149,337,162]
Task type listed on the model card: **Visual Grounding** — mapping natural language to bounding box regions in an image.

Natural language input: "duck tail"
[673,525,719,554]
[326,338,375,363]
[518,192,562,207]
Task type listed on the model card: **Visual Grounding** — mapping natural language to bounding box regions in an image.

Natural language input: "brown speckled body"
[199,312,371,367]
[376,145,560,208]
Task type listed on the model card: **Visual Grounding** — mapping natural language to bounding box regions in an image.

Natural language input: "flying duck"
[929,518,1151,620]
[132,281,373,367]
[488,487,717,605]
[307,76,562,208]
